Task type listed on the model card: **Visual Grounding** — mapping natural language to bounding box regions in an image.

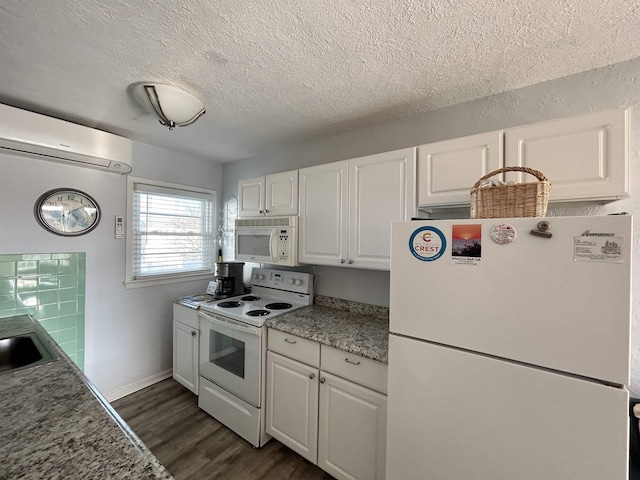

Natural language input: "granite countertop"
[264,295,390,364]
[0,315,172,480]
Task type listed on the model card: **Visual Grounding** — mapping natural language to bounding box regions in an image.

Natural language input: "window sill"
[124,272,213,289]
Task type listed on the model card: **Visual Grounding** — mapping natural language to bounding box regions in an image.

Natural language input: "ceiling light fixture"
[132,82,206,130]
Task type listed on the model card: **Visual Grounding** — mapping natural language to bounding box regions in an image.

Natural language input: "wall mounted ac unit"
[0,103,133,174]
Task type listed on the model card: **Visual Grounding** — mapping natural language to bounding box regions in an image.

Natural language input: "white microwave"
[234,216,299,266]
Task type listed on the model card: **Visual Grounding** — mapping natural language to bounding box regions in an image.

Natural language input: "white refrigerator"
[387,216,632,480]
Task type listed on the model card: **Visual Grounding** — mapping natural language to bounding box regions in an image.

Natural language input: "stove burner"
[246,310,271,317]
[241,295,260,301]
[217,301,242,308]
[265,302,293,310]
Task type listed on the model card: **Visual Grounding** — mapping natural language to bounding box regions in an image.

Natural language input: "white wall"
[222,57,640,392]
[0,142,222,398]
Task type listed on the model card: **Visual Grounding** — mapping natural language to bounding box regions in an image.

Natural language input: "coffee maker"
[212,262,245,299]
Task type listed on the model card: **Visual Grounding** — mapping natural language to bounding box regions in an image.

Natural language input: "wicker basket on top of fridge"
[470,166,551,219]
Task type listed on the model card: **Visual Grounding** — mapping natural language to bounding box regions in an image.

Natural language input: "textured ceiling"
[1,0,639,163]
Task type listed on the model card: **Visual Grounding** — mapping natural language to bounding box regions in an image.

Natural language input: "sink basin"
[0,332,58,374]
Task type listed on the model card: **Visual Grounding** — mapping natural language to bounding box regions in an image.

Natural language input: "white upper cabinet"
[349,149,416,270]
[238,176,264,217]
[418,108,629,208]
[298,160,350,267]
[299,148,416,271]
[504,108,629,202]
[238,169,299,217]
[418,131,503,207]
[266,170,299,215]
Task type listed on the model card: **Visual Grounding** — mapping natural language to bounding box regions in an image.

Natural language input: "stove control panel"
[251,267,314,295]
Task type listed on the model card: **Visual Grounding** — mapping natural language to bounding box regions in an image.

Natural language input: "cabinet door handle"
[340,258,346,264]
[345,357,361,366]
[309,373,315,379]
[264,209,269,214]
[258,209,264,214]
[284,338,297,344]
[347,259,354,265]
[191,330,197,337]
[320,377,326,384]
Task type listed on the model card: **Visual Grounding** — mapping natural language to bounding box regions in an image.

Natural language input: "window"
[126,177,216,288]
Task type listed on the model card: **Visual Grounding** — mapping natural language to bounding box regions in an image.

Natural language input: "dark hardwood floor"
[112,378,333,480]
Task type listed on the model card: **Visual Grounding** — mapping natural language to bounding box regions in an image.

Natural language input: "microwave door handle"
[199,312,261,337]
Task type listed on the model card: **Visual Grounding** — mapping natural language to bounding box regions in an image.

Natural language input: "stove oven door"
[198,310,263,407]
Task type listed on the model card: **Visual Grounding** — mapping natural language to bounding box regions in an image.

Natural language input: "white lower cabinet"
[266,351,319,462]
[172,304,199,394]
[318,371,387,480]
[266,329,387,480]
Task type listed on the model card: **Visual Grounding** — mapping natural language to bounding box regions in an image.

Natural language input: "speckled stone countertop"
[264,295,390,363]
[0,315,172,480]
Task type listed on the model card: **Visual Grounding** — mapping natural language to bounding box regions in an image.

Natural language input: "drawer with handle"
[173,303,199,329]
[321,344,388,394]
[267,329,320,367]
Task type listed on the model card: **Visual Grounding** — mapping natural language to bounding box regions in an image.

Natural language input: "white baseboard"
[104,369,173,403]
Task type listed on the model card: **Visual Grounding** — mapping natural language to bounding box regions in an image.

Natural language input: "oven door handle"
[199,311,262,337]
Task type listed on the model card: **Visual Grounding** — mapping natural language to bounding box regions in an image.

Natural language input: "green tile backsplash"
[0,253,85,370]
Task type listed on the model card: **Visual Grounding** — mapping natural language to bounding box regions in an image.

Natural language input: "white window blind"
[132,182,213,279]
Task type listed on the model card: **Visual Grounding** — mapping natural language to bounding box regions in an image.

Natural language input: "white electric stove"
[199,267,313,326]
[197,267,314,447]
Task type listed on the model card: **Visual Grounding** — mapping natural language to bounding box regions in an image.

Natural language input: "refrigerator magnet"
[490,223,517,244]
[409,226,446,261]
[451,224,482,265]
[574,233,624,263]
